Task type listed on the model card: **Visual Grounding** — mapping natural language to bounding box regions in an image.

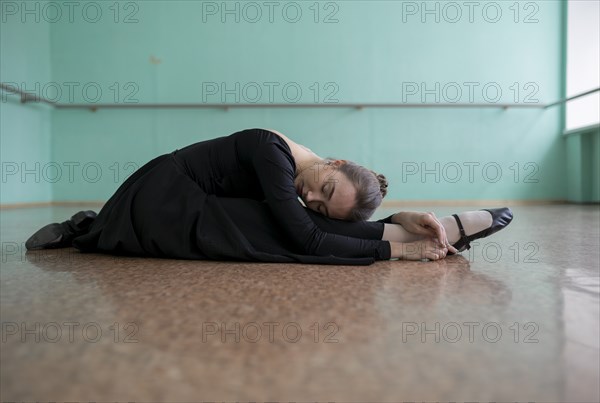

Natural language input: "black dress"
[72,128,393,265]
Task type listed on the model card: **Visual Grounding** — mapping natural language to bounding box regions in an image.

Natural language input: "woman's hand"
[392,211,457,253]
[390,239,448,261]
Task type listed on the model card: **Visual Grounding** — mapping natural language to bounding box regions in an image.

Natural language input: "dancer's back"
[171,128,288,199]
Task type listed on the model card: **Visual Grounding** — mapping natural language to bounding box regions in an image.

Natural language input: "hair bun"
[371,171,388,198]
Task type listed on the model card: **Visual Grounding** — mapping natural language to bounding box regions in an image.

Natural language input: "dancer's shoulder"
[229,128,292,153]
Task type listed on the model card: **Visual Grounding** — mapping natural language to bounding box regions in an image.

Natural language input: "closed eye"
[326,182,335,201]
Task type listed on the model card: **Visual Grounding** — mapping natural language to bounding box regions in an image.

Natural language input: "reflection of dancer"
[25,128,512,264]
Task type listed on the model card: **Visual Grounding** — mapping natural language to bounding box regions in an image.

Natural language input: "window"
[565,0,600,132]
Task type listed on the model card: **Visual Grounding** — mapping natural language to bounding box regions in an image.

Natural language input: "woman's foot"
[441,208,513,253]
[25,210,97,250]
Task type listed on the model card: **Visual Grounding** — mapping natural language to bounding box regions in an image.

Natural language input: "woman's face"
[294,161,357,220]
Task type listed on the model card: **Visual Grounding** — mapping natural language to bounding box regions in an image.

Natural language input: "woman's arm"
[304,207,385,239]
[306,207,447,259]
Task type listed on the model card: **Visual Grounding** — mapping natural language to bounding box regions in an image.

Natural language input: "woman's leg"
[383,210,494,244]
[254,205,487,245]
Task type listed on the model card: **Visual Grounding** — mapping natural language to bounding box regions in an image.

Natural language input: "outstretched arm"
[306,207,452,245]
[304,208,451,260]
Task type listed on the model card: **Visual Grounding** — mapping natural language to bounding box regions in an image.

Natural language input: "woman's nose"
[305,190,317,202]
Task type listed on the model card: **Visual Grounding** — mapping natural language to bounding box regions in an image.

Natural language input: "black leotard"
[72,128,392,265]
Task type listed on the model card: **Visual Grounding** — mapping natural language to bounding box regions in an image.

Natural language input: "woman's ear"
[332,159,346,167]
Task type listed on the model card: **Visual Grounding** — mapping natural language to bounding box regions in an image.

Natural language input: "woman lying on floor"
[25,128,513,265]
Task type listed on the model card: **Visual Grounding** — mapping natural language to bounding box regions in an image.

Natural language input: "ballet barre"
[1,83,598,112]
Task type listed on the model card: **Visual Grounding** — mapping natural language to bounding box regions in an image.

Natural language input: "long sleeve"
[252,141,391,260]
[376,214,395,224]
[305,208,386,240]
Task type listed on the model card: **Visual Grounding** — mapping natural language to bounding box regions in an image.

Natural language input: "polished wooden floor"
[1,204,599,402]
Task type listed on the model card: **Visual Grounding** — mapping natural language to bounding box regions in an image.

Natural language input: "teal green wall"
[2,1,569,203]
[566,128,600,202]
[1,11,52,204]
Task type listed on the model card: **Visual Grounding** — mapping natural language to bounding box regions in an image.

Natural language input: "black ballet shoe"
[447,207,513,255]
[25,210,97,250]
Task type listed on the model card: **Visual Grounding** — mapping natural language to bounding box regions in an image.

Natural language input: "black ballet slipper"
[25,210,97,250]
[447,207,513,255]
